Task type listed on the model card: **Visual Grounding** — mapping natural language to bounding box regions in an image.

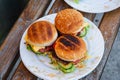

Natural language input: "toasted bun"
[55,9,84,35]
[54,35,87,61]
[26,21,58,46]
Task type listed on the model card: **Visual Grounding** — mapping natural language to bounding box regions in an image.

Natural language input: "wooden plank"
[48,0,71,14]
[100,26,120,80]
[7,57,21,80]
[11,62,37,80]
[44,0,56,16]
[81,8,120,80]
[11,0,57,80]
[0,0,51,79]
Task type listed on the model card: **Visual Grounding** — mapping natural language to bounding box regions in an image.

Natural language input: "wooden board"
[81,8,120,80]
[11,62,37,80]
[0,0,51,79]
[100,24,120,80]
[1,0,120,80]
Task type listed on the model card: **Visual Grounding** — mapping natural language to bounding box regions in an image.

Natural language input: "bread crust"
[26,21,58,46]
[54,35,87,61]
[55,9,84,35]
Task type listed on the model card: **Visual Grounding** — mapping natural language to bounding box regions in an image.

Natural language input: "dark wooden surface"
[0,0,51,79]
[0,0,120,80]
[12,62,37,80]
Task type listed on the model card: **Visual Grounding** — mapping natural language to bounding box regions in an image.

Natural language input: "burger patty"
[51,51,70,65]
[49,51,88,66]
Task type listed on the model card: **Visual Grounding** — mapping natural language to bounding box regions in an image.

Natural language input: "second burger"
[55,9,89,36]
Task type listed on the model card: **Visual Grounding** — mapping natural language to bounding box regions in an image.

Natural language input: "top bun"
[26,21,58,47]
[54,35,87,61]
[55,9,84,35]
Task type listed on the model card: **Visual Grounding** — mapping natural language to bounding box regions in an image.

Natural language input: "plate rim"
[64,0,120,13]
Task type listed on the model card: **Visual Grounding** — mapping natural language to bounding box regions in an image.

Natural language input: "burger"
[25,21,58,55]
[48,35,87,73]
[55,9,89,37]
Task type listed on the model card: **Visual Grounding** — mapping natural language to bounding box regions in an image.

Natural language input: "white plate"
[20,14,104,80]
[64,0,120,13]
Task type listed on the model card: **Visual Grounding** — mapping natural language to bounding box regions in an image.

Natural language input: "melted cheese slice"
[76,22,89,33]
[24,34,45,52]
[31,45,45,52]
[82,22,89,28]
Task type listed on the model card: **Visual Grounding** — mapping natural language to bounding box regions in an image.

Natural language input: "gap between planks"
[7,57,21,80]
[93,13,104,27]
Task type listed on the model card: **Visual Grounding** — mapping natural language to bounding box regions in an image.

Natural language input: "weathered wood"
[44,0,56,16]
[11,62,37,80]
[0,0,51,79]
[48,0,71,14]
[7,57,21,80]
[100,26,120,80]
[81,8,120,80]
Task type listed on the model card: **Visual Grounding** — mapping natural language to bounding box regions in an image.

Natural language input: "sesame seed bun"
[54,35,87,61]
[55,9,84,35]
[26,21,58,47]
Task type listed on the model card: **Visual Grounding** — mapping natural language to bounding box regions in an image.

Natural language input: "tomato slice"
[73,59,80,65]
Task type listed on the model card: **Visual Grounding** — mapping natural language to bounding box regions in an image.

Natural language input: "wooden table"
[0,0,120,80]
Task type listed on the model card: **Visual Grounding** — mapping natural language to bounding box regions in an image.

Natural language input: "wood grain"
[48,0,71,14]
[81,8,120,80]
[11,62,37,80]
[0,0,50,79]
[100,26,120,80]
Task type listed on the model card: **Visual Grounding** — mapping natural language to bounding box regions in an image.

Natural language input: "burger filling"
[26,43,53,55]
[48,52,88,73]
[48,52,75,73]
[25,21,89,73]
[77,22,90,37]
